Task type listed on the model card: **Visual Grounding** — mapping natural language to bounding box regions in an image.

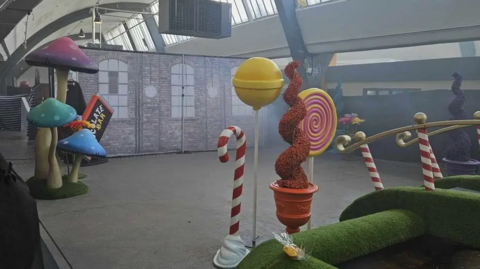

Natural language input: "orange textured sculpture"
[275,61,310,189]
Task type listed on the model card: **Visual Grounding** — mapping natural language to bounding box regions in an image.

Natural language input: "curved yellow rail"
[335,112,480,153]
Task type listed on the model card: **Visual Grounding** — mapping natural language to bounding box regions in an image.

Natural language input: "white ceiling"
[26,12,132,56]
[3,0,152,54]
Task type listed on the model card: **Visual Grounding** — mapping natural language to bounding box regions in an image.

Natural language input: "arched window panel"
[98,59,129,119]
[231,66,253,116]
[170,63,195,118]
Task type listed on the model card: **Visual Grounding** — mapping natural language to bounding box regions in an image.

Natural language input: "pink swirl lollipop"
[298,88,337,157]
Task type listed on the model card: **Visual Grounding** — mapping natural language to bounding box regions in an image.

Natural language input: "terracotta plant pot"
[270,181,319,234]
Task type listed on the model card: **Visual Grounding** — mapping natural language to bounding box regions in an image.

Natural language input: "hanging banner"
[82,93,114,142]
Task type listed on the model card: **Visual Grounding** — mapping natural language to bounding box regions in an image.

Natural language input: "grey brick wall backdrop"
[78,49,269,156]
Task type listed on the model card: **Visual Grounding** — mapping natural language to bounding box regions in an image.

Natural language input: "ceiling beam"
[0,40,9,57]
[142,14,165,53]
[0,2,150,83]
[14,33,102,79]
[274,0,332,89]
[0,0,42,42]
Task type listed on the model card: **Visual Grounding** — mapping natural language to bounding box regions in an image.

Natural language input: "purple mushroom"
[25,36,99,103]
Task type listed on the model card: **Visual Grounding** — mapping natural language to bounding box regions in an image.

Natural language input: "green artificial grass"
[26,176,89,200]
[239,176,480,269]
[340,186,480,249]
[434,175,480,191]
[238,210,424,269]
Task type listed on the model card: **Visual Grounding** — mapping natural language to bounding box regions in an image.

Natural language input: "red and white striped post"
[356,132,384,191]
[477,125,480,152]
[214,126,249,269]
[415,113,435,191]
[429,147,443,179]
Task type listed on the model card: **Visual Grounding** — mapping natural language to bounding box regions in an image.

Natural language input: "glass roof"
[126,14,156,52]
[104,0,328,49]
[105,24,134,51]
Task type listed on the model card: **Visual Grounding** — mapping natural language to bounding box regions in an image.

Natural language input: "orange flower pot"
[270,181,319,234]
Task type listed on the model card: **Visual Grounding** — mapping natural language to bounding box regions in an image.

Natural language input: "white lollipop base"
[213,234,250,269]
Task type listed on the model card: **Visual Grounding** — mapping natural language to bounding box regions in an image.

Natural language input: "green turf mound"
[239,177,480,269]
[340,186,480,248]
[434,174,480,191]
[238,209,424,269]
[26,176,89,200]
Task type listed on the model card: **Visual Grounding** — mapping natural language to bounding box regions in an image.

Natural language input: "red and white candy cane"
[429,147,443,179]
[477,124,480,152]
[418,128,435,191]
[217,126,246,236]
[360,144,384,191]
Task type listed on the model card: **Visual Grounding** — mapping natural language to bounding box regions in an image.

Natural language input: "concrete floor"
[1,141,426,269]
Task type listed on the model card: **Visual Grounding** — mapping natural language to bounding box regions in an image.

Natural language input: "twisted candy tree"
[275,61,310,189]
[444,73,472,161]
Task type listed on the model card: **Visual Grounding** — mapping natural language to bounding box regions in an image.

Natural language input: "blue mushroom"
[57,129,107,183]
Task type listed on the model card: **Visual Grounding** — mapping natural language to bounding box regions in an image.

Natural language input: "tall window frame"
[98,59,129,119]
[171,63,195,118]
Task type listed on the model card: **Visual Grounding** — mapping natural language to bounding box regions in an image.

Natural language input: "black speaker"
[158,0,232,39]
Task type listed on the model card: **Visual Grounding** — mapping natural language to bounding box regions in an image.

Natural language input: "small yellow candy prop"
[274,232,307,260]
[232,57,284,110]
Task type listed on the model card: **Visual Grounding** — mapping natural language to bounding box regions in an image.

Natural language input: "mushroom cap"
[27,98,77,127]
[57,129,107,157]
[24,37,99,74]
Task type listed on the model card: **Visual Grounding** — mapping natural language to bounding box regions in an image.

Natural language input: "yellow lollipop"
[233,57,284,110]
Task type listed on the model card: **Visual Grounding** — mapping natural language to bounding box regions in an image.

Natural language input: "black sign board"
[82,94,114,141]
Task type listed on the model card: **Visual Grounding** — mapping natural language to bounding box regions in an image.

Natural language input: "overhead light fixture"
[94,11,102,24]
[79,29,85,38]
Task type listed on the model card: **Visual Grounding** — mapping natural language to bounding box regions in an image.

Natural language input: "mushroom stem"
[46,127,63,189]
[68,153,84,183]
[56,68,69,103]
[34,127,51,179]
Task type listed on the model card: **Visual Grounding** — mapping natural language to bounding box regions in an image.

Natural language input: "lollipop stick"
[306,157,314,230]
[251,109,260,247]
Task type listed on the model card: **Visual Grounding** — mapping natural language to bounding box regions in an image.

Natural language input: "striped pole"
[355,132,384,190]
[475,112,480,151]
[429,147,443,179]
[360,144,384,191]
[477,125,480,152]
[217,126,246,236]
[214,126,249,269]
[415,113,435,191]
